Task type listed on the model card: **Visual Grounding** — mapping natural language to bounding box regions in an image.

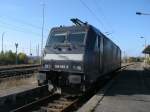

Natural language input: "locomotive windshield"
[47,32,86,46]
[68,32,85,44]
[47,34,66,45]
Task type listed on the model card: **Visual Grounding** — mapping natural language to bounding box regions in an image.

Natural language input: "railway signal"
[15,43,18,64]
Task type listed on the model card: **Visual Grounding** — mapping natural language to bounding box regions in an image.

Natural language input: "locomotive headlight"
[44,64,49,69]
[76,66,82,70]
[44,64,51,69]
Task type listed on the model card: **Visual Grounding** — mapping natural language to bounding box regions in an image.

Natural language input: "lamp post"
[40,2,45,65]
[15,43,18,65]
[136,12,150,16]
[140,37,147,65]
[136,12,150,65]
[1,32,5,53]
[140,37,146,48]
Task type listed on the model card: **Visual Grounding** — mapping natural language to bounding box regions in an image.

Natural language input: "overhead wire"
[79,0,105,28]
[79,0,116,40]
[0,19,47,37]
[93,0,115,34]
[0,15,49,31]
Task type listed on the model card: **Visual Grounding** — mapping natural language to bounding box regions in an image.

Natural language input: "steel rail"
[0,64,40,71]
[0,64,41,79]
[11,94,59,112]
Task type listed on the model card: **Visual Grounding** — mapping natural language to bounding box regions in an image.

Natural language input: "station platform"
[78,63,150,112]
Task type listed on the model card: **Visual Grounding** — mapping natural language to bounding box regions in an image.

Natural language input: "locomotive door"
[98,35,103,73]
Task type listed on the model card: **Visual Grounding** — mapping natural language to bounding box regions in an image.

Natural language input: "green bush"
[0,51,28,65]
[18,53,28,64]
[127,57,143,63]
[146,57,150,65]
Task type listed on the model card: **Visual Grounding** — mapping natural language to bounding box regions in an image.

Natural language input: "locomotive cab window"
[68,32,86,44]
[47,33,66,45]
[95,35,100,49]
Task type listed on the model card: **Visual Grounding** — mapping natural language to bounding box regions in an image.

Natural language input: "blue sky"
[0,0,149,56]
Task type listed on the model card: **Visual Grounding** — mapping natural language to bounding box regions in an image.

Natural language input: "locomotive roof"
[50,25,90,33]
[50,24,121,50]
[92,26,121,50]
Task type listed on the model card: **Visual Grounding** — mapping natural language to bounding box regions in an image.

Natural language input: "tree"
[0,53,5,65]
[5,50,16,64]
[18,52,28,64]
[0,51,28,65]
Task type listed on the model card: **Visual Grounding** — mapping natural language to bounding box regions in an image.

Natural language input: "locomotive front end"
[37,26,88,93]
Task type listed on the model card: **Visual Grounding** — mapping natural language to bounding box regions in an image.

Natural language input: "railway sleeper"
[41,106,62,112]
[49,102,73,110]
[53,100,72,105]
[47,108,62,112]
[48,103,64,109]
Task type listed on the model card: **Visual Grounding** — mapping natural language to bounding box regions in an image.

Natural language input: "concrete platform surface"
[78,63,150,112]
[95,63,150,112]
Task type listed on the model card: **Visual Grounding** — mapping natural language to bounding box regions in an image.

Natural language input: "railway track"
[10,64,132,112]
[0,64,40,71]
[11,93,79,112]
[0,64,41,79]
[0,85,50,112]
[39,96,78,112]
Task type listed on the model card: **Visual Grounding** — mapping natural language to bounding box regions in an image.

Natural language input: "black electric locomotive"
[37,18,121,93]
